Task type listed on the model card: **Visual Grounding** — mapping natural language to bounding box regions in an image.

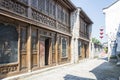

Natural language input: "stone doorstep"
[78,58,91,63]
[3,63,72,80]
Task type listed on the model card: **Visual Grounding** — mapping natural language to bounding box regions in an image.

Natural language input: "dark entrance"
[84,44,87,58]
[45,38,50,65]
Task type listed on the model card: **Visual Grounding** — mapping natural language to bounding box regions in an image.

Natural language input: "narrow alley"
[7,58,120,80]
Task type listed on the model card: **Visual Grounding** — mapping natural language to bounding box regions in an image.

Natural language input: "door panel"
[40,40,45,67]
[20,54,27,69]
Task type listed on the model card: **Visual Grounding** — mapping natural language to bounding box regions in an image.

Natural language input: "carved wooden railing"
[19,0,28,4]
[57,22,69,33]
[31,9,56,28]
[0,64,18,74]
[0,0,28,17]
[79,31,89,40]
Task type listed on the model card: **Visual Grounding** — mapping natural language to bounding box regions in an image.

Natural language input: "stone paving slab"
[3,59,120,80]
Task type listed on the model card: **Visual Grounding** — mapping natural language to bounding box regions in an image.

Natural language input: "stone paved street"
[14,58,120,80]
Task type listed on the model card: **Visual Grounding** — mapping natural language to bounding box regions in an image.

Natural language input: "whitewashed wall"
[70,8,80,63]
[70,8,92,63]
[103,0,120,56]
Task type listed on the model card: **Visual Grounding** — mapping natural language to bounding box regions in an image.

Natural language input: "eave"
[78,7,93,24]
[57,0,76,11]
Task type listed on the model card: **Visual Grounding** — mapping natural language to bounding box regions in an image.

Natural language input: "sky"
[71,0,117,43]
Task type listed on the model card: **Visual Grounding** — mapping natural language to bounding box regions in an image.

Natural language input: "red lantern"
[99,27,104,39]
[100,36,103,39]
[100,28,103,31]
[100,32,103,35]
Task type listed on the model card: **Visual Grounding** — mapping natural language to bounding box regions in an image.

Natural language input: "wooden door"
[39,39,45,67]
[20,27,27,70]
[81,44,85,59]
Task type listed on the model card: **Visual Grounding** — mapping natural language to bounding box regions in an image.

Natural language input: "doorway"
[84,44,87,58]
[45,38,50,65]
[39,36,50,67]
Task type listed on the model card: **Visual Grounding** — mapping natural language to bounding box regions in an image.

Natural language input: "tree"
[92,38,101,45]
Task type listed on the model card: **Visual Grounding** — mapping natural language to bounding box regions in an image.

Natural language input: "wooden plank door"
[39,40,45,67]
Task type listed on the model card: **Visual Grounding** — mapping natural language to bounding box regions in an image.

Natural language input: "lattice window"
[62,9,65,24]
[65,11,69,25]
[32,29,38,50]
[20,28,27,51]
[61,38,67,58]
[42,0,45,11]
[38,0,42,10]
[46,0,49,13]
[31,0,38,8]
[53,3,56,17]
[61,9,64,22]
[49,1,52,14]
[57,6,60,20]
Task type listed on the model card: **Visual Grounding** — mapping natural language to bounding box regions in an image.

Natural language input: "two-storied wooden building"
[0,0,76,78]
[71,8,93,63]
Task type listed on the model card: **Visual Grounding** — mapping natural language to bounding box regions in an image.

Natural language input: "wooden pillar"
[17,25,20,72]
[87,43,89,58]
[68,37,71,62]
[49,38,52,65]
[55,33,58,65]
[27,25,32,72]
[55,0,58,65]
[37,31,40,68]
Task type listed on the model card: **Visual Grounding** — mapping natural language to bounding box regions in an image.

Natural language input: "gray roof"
[103,0,119,10]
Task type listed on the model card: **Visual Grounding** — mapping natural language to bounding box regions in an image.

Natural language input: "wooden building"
[0,0,76,78]
[71,8,93,63]
[78,8,93,60]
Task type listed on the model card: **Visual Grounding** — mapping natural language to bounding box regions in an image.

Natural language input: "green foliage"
[92,38,101,45]
[104,47,108,53]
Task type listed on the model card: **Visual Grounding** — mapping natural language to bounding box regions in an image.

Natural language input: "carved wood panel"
[57,22,69,33]
[32,9,56,28]
[0,0,28,16]
[18,0,28,4]
[0,64,18,74]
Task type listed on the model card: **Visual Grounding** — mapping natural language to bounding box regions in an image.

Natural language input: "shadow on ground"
[90,59,120,80]
[64,58,120,80]
[64,74,94,80]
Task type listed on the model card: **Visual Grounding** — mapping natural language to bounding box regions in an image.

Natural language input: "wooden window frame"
[61,37,68,58]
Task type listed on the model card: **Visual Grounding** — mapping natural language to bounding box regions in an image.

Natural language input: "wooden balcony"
[79,31,89,40]
[0,0,70,34]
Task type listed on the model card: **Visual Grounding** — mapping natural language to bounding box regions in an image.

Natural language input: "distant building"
[71,8,93,63]
[103,0,120,56]
[91,42,103,57]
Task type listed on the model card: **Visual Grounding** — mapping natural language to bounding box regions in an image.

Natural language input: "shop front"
[0,17,71,78]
